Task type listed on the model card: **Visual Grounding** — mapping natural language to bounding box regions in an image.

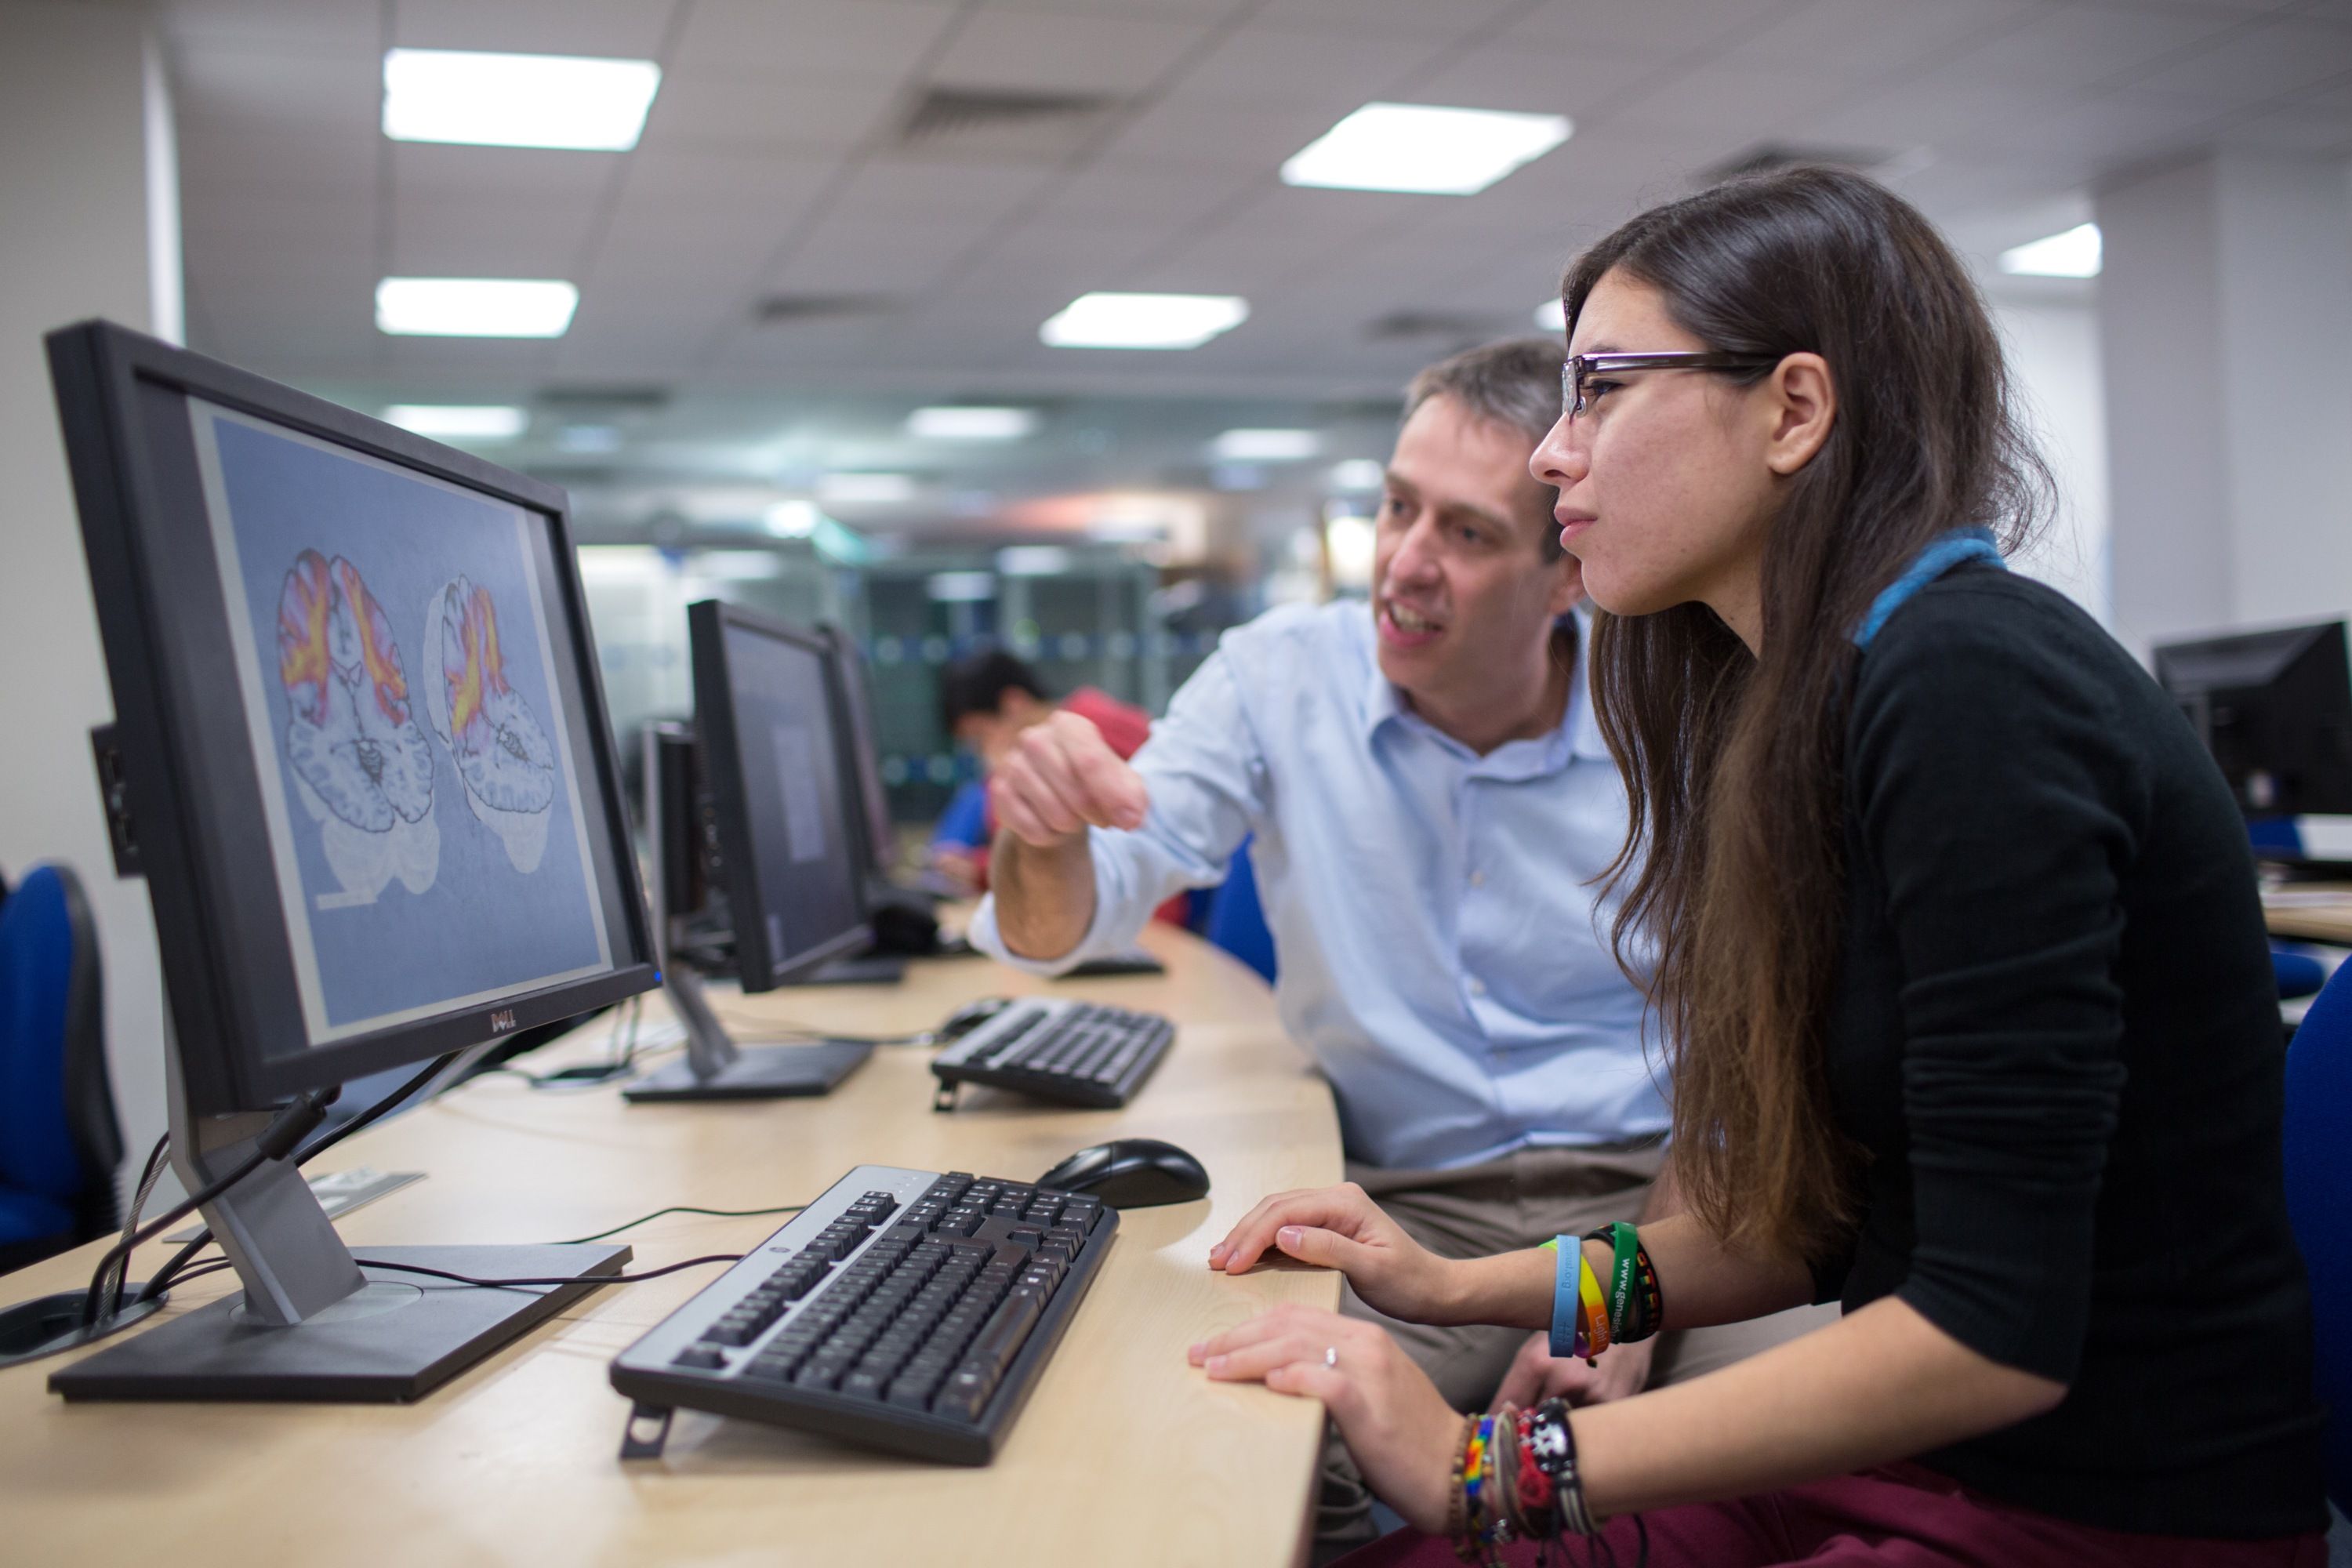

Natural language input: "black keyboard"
[930,997,1175,1110]
[609,1164,1116,1464]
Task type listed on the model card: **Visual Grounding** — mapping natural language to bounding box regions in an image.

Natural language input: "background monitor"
[691,601,870,990]
[2154,619,2352,818]
[42,319,656,1399]
[818,624,897,879]
[621,601,875,1102]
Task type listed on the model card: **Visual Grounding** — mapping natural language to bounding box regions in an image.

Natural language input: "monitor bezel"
[816,623,896,878]
[47,320,658,1116]
[685,599,874,992]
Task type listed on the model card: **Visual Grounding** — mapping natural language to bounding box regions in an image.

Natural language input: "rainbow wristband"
[1576,1250,1609,1359]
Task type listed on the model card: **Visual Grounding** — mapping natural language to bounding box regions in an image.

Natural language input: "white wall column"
[2096,152,2352,656]
[0,1,181,1196]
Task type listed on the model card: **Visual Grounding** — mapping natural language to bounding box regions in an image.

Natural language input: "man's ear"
[1764,352,1835,477]
[1544,547,1587,619]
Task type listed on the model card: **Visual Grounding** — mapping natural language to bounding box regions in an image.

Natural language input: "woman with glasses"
[1189,167,2329,1566]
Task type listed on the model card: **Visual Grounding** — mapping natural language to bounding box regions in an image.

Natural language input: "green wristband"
[1608,1221,1642,1343]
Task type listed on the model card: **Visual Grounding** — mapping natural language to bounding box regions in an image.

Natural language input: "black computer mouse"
[1036,1138,1211,1208]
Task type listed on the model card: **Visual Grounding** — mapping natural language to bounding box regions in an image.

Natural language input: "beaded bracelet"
[1444,1410,1475,1551]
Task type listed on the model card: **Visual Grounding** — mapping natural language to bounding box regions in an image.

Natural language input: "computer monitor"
[817,624,896,879]
[41,319,659,1400]
[621,601,876,1100]
[2154,619,2352,818]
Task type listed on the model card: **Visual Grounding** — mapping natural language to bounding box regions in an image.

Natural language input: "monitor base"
[622,1040,873,1102]
[790,952,907,987]
[46,1243,628,1403]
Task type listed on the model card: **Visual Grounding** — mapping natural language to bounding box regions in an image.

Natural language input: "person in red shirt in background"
[929,651,1186,924]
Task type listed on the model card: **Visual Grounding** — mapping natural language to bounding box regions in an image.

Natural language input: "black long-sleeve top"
[1811,567,2327,1537]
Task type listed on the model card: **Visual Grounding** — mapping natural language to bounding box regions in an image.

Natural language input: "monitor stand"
[790,949,907,987]
[49,1046,627,1403]
[621,964,873,1102]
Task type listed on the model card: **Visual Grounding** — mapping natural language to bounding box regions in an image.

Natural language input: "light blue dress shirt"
[968,601,1666,1171]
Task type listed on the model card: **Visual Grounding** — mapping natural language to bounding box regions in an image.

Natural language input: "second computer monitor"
[818,623,897,878]
[688,600,870,991]
[2155,619,2352,818]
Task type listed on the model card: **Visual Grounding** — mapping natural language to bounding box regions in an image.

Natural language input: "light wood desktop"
[2263,884,2352,947]
[0,923,1344,1566]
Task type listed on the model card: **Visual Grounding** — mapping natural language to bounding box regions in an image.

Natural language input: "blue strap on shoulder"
[1850,527,2005,650]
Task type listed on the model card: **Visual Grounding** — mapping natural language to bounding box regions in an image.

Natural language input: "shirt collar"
[1360,606,1607,773]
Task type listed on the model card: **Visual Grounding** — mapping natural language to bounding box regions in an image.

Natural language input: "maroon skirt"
[1335,1461,2327,1568]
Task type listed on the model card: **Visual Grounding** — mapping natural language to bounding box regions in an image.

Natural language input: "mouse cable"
[83,1087,336,1325]
[557,1204,808,1246]
[350,1254,744,1289]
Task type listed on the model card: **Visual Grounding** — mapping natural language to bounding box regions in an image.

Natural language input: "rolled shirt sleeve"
[969,648,1266,974]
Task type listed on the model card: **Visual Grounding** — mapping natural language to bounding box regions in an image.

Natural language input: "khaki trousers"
[1313,1142,1841,1557]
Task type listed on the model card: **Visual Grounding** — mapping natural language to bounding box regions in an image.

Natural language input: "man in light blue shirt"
[971,339,1825,1552]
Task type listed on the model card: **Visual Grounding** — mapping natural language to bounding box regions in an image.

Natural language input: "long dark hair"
[1570,168,2052,1258]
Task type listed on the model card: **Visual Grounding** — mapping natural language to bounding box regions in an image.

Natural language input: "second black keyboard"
[609,1164,1117,1464]
[930,997,1175,1109]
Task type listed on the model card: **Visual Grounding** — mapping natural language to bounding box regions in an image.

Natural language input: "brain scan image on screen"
[275,550,440,909]
[425,574,557,873]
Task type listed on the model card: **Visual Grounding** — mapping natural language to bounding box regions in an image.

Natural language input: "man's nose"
[1386,521,1442,583]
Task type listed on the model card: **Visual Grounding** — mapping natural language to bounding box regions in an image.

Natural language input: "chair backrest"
[2285,958,2352,1513]
[0,864,121,1244]
[1204,836,1276,986]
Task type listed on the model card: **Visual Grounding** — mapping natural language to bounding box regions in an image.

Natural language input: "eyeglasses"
[1562,351,1781,419]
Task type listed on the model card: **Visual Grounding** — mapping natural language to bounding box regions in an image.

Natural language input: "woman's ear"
[1764,352,1835,476]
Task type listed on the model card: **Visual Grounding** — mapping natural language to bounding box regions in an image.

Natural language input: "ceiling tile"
[1501,0,1813,63]
[667,1,963,82]
[2122,15,2352,104]
[1715,0,2044,78]
[387,0,677,59]
[390,194,604,275]
[636,71,900,151]
[926,9,1214,96]
[1174,23,1439,108]
[390,140,619,199]
[164,0,380,50]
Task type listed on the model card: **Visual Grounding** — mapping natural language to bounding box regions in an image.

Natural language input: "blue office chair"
[0,864,123,1274]
[1205,835,1276,986]
[2285,958,2352,1513]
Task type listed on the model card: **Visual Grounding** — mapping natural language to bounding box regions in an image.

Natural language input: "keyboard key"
[672,1345,725,1370]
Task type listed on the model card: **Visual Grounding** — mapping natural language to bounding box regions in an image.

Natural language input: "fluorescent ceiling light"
[383,49,660,151]
[376,277,579,337]
[1282,103,1570,195]
[1999,223,2101,278]
[1534,299,1567,332]
[1212,428,1320,463]
[1040,292,1248,350]
[927,571,996,604]
[907,405,1037,441]
[1330,458,1387,492]
[818,472,917,506]
[556,423,622,454]
[997,546,1072,577]
[382,404,526,441]
[765,499,820,538]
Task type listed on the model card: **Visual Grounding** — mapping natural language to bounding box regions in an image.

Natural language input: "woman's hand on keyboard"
[1189,1306,1457,1533]
[1206,1183,1462,1323]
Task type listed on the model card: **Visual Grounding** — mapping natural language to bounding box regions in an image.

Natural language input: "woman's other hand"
[1190,1306,1461,1533]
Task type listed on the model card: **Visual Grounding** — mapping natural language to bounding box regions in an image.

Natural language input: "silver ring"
[1323,1345,1338,1370]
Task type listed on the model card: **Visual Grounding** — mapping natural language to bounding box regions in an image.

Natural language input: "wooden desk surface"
[1,924,1343,1566]
[2263,884,2352,946]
